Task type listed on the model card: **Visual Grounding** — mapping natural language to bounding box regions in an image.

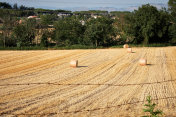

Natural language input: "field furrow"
[0,47,176,116]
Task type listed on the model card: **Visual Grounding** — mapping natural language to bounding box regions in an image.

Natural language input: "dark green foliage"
[142,96,163,117]
[0,2,34,10]
[125,4,171,45]
[12,19,36,47]
[0,2,12,9]
[84,17,116,47]
[0,9,35,18]
[168,0,176,16]
[168,0,176,44]
[41,14,56,26]
[53,16,85,46]
[13,3,18,10]
[40,32,49,47]
[110,11,131,17]
[169,24,176,44]
[0,14,17,47]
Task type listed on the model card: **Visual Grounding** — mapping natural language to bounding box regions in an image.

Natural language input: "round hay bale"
[70,60,78,68]
[127,48,132,53]
[139,58,147,66]
[123,44,129,48]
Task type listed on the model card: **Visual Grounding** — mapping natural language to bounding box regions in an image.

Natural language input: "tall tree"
[13,3,18,10]
[41,14,56,27]
[84,17,115,47]
[53,17,85,46]
[0,2,12,9]
[168,0,176,16]
[40,31,49,47]
[1,15,17,47]
[126,4,170,44]
[168,0,176,44]
[12,19,36,47]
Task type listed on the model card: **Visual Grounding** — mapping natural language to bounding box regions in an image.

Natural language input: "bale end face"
[139,59,147,66]
[123,44,129,48]
[127,48,132,53]
[70,60,78,68]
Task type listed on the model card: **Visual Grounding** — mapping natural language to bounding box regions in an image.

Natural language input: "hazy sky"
[0,0,168,11]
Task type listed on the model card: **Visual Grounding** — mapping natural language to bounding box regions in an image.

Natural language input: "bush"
[142,96,163,117]
[40,33,49,47]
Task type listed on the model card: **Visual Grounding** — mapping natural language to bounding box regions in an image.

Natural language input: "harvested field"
[0,47,176,117]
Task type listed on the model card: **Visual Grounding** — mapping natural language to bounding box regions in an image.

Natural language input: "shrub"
[142,96,163,117]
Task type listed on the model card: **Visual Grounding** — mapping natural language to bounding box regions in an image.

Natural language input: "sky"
[0,0,168,11]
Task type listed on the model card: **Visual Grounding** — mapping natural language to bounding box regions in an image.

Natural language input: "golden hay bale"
[123,44,129,48]
[139,58,147,66]
[127,48,132,53]
[70,60,78,68]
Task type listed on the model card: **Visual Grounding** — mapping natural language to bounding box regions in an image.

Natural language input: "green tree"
[168,0,176,44]
[13,25,27,47]
[40,31,49,47]
[168,23,176,44]
[84,17,115,47]
[53,17,85,46]
[13,3,18,10]
[142,96,163,117]
[0,15,17,47]
[126,4,170,45]
[0,2,12,9]
[0,33,3,47]
[41,14,56,27]
[13,19,36,47]
[168,0,176,16]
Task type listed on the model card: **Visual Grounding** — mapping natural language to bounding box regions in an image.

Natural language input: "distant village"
[25,10,125,26]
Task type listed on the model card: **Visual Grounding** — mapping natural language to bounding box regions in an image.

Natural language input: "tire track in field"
[141,48,176,108]
[0,51,51,69]
[0,50,85,77]
[47,50,140,112]
[0,50,95,81]
[0,51,24,61]
[0,50,96,86]
[0,50,101,100]
[0,50,110,112]
[0,48,176,116]
[74,48,146,112]
[0,48,138,113]
[0,51,45,64]
[22,48,148,114]
[0,49,126,114]
[0,50,94,96]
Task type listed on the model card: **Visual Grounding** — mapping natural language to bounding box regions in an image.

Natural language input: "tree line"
[0,1,176,48]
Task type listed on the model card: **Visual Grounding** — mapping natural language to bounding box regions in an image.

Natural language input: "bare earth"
[0,47,176,117]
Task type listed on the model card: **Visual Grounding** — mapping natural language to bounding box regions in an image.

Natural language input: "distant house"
[111,17,116,20]
[57,13,72,17]
[28,16,38,19]
[91,14,103,19]
[91,14,98,19]
[80,20,85,25]
[36,18,41,20]
[48,25,54,27]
